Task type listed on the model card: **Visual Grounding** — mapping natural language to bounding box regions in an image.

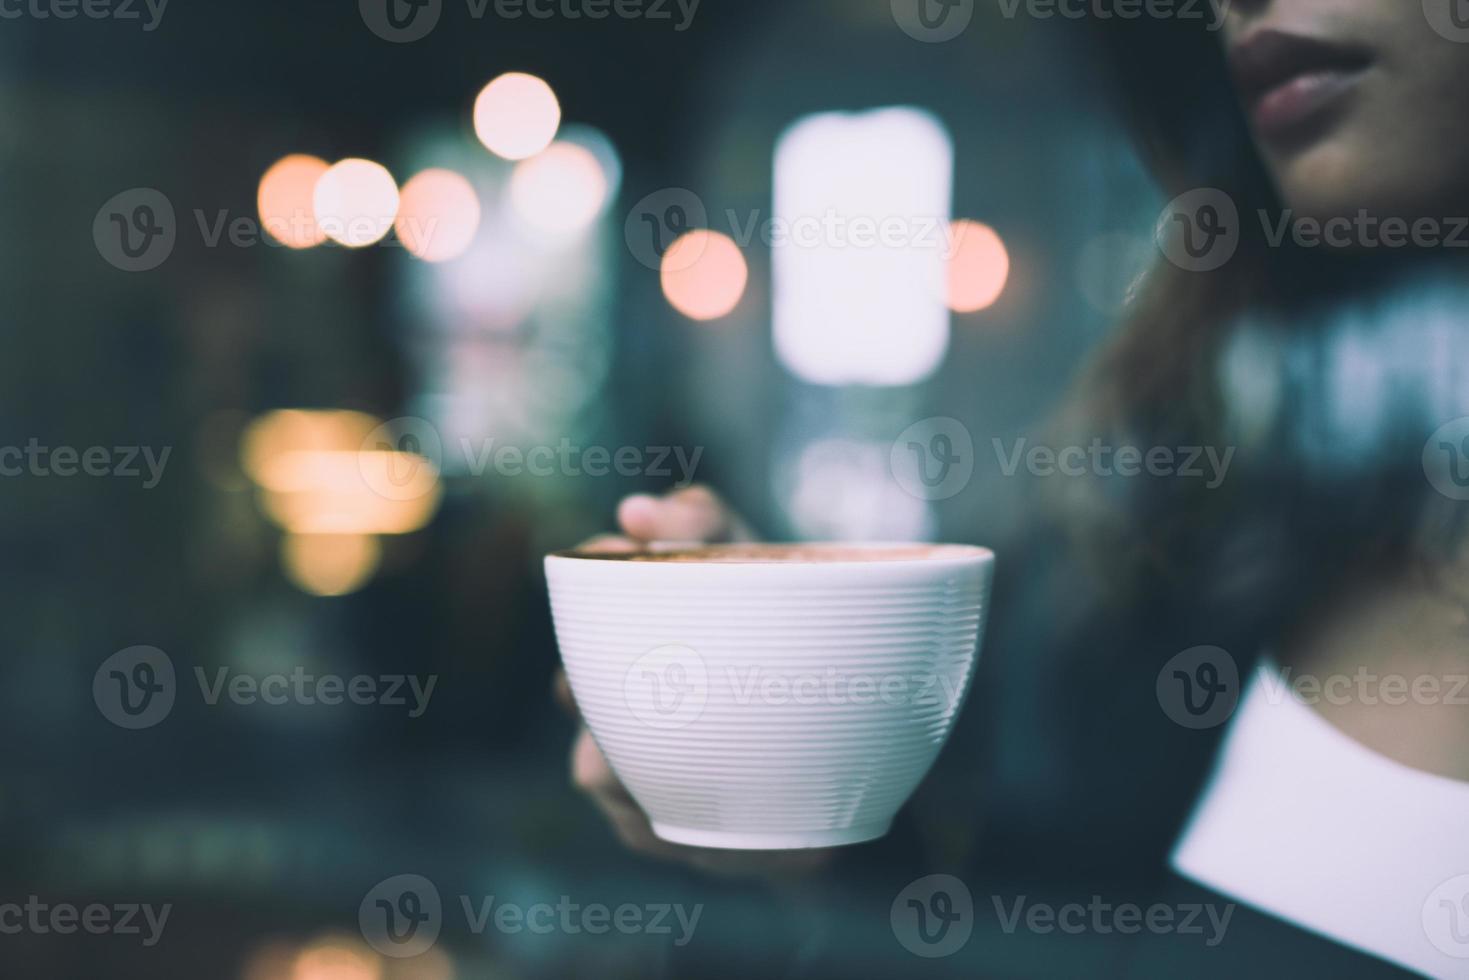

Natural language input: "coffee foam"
[559,542,981,563]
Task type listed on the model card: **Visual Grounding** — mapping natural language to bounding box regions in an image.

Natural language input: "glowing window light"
[281,533,382,598]
[238,410,439,596]
[256,451,441,534]
[239,410,380,484]
[772,107,953,386]
[947,219,1009,313]
[254,448,436,496]
[474,72,561,161]
[660,230,747,321]
[258,154,330,249]
[313,159,400,247]
[508,141,609,241]
[240,410,441,536]
[396,168,481,262]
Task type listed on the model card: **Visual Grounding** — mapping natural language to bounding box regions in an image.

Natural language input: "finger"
[575,533,639,554]
[616,486,752,544]
[571,727,618,792]
[571,729,647,814]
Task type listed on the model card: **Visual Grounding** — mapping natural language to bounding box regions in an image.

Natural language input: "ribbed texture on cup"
[548,553,992,848]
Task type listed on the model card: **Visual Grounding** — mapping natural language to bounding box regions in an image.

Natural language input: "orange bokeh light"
[255,448,441,535]
[396,168,481,262]
[239,409,441,599]
[258,154,330,249]
[240,410,380,484]
[291,935,384,980]
[947,219,1009,313]
[660,230,748,321]
[281,533,382,598]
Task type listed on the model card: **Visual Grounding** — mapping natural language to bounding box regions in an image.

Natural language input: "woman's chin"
[1272,129,1467,229]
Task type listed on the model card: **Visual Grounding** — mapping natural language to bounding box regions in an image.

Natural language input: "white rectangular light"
[772,107,953,386]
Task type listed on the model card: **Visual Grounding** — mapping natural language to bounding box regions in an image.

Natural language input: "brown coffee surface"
[559,542,979,563]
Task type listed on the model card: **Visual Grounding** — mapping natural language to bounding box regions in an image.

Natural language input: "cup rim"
[547,541,994,566]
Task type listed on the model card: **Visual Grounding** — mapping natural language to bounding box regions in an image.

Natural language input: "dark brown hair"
[1060,16,1467,629]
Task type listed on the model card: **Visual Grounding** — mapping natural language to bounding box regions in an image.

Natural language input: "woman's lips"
[1250,67,1366,137]
[1230,30,1373,142]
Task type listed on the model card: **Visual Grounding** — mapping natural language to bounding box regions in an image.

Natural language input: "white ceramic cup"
[547,542,995,850]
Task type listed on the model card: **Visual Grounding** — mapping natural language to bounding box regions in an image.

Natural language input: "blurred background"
[0,1,1195,976]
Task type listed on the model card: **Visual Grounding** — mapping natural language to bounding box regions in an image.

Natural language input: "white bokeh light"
[508,141,609,241]
[779,438,934,541]
[772,108,953,386]
[313,158,400,248]
[474,72,561,161]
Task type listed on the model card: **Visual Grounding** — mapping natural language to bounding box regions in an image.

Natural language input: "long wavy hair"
[1064,16,1469,636]
[946,16,1469,875]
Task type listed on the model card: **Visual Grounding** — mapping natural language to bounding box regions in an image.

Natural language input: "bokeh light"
[780,437,934,541]
[291,935,384,980]
[947,219,1009,313]
[258,154,330,249]
[240,410,441,595]
[280,533,382,598]
[313,159,400,248]
[473,72,561,160]
[396,168,481,262]
[437,232,538,330]
[240,410,379,484]
[508,141,609,240]
[256,450,441,534]
[562,125,623,205]
[772,107,952,385]
[660,230,748,321]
